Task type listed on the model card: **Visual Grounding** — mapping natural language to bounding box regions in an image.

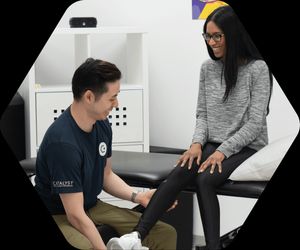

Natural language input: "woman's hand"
[198,150,225,174]
[136,189,178,211]
[176,143,202,169]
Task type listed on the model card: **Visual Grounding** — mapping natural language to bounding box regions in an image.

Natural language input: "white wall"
[39,0,209,149]
[35,0,299,237]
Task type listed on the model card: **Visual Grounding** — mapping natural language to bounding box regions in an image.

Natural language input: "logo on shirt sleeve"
[99,142,107,156]
[53,181,74,188]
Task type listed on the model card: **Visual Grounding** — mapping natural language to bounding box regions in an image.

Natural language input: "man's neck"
[70,101,95,132]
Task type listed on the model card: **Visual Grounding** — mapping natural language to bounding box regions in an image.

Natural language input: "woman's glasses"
[202,33,224,42]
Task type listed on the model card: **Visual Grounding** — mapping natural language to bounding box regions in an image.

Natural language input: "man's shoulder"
[95,119,112,136]
[46,113,71,136]
[42,110,76,147]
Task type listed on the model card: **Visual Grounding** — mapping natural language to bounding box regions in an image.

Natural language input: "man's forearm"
[67,213,106,250]
[103,171,135,201]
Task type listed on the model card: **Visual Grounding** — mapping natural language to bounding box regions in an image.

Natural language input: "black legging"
[134,142,256,250]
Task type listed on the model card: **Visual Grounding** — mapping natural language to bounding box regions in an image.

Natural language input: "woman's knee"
[196,171,216,188]
[169,162,198,180]
[159,166,189,191]
[169,165,186,177]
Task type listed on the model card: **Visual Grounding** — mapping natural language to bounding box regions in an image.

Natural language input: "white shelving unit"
[19,26,149,159]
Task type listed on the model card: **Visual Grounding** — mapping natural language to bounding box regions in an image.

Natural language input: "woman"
[107,5,273,250]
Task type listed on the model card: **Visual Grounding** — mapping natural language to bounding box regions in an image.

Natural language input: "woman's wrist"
[191,142,202,150]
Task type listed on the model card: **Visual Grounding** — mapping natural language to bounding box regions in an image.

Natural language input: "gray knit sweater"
[192,59,271,158]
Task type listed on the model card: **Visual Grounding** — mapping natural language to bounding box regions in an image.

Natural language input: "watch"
[131,191,138,203]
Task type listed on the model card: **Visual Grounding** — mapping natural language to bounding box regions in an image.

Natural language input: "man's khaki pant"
[53,200,177,250]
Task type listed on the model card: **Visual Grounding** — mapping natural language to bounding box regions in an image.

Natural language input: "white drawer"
[35,89,144,147]
[108,89,143,143]
[35,91,73,147]
[112,144,143,152]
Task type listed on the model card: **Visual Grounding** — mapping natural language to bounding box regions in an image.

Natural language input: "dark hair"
[72,58,121,101]
[204,6,273,114]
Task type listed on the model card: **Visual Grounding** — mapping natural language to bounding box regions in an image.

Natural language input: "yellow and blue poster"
[192,0,228,19]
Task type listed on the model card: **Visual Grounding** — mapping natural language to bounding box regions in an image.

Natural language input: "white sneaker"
[107,231,149,250]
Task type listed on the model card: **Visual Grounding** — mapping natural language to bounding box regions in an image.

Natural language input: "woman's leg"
[133,158,200,240]
[195,145,256,250]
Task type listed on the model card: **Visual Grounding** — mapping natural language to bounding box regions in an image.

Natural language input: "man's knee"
[59,227,93,250]
[145,221,177,249]
[53,215,93,250]
[161,222,177,240]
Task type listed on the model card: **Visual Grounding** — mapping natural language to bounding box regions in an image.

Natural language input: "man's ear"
[83,90,95,104]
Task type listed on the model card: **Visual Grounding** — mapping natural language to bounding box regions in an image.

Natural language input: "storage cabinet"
[107,89,144,143]
[35,87,144,149]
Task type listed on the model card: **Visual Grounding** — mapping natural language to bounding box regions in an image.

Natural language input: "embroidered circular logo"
[98,142,107,156]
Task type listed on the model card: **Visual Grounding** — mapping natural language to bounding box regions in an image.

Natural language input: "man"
[34,58,177,250]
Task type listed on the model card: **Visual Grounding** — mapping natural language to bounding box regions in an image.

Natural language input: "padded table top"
[20,150,267,199]
[111,151,267,198]
[111,151,179,188]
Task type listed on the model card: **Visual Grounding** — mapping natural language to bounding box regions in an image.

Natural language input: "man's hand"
[135,189,156,207]
[176,143,202,169]
[198,150,225,174]
[136,189,178,211]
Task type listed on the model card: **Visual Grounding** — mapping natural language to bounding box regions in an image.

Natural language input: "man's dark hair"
[72,58,121,101]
